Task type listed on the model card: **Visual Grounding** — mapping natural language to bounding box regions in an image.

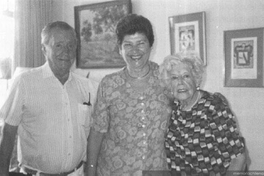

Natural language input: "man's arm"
[85,129,104,176]
[0,123,18,176]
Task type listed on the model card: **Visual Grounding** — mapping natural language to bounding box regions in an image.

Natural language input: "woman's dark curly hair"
[115,14,154,47]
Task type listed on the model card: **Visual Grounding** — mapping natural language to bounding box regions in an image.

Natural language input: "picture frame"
[74,0,132,69]
[224,28,264,87]
[169,11,207,65]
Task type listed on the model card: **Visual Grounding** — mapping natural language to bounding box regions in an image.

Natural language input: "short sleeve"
[91,77,110,133]
[210,93,245,162]
[0,74,26,126]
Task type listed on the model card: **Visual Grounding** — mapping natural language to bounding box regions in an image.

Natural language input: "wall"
[53,0,264,170]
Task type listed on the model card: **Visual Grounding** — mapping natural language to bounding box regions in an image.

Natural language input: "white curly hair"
[159,52,205,91]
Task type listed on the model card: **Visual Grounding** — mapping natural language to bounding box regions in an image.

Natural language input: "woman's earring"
[196,86,200,90]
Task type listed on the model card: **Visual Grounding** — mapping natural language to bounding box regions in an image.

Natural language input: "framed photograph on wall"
[169,11,207,65]
[74,0,132,69]
[224,28,264,87]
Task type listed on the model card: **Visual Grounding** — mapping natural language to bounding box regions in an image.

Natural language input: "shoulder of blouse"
[213,92,229,106]
[100,69,125,82]
[149,61,159,70]
[198,90,229,106]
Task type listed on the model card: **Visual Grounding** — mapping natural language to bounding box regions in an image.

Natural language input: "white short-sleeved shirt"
[0,62,98,173]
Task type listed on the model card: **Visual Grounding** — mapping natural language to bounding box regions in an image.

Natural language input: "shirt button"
[142,124,146,128]
[139,96,144,100]
[142,155,146,159]
[143,133,146,136]
[141,103,145,106]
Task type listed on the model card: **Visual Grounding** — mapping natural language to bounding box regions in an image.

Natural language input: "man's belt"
[23,161,84,176]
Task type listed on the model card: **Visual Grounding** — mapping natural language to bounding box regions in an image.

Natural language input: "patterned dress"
[165,90,245,176]
[92,61,171,176]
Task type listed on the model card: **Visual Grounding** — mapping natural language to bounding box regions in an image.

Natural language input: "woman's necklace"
[126,66,151,80]
[125,66,152,93]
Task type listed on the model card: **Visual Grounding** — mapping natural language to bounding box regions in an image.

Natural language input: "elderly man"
[0,21,98,176]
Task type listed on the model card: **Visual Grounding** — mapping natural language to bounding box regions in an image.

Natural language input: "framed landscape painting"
[169,11,207,65]
[74,0,132,68]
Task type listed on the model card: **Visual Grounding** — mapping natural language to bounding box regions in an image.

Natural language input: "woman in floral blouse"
[159,53,246,176]
[86,14,171,176]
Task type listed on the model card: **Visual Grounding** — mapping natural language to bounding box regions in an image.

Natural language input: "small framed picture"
[169,11,207,65]
[74,0,132,69]
[224,28,264,87]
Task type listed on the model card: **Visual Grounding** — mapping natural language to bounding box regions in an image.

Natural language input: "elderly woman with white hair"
[159,53,246,175]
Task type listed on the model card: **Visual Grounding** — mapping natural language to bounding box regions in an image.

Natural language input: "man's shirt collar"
[42,62,72,81]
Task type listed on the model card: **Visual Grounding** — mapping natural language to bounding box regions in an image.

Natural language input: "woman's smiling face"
[170,62,197,104]
[119,32,151,71]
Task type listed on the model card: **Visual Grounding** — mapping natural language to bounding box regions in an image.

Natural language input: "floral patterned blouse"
[165,90,245,176]
[92,61,171,176]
